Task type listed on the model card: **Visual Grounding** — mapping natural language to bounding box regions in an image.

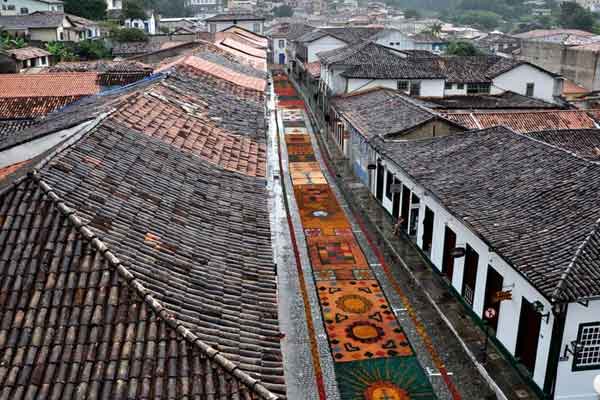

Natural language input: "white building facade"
[357,132,600,400]
[0,0,63,16]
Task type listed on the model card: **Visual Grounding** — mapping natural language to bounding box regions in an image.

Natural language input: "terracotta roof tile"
[214,42,267,71]
[443,110,598,133]
[182,56,266,91]
[0,96,81,119]
[3,46,51,60]
[0,73,101,98]
[221,37,267,59]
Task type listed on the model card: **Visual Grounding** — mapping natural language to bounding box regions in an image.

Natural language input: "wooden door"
[441,226,456,282]
[376,164,384,201]
[461,245,479,307]
[515,298,542,374]
[483,266,504,332]
[400,185,410,230]
[392,178,401,219]
[422,207,434,254]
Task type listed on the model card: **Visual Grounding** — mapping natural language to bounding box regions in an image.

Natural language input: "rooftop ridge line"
[27,170,280,400]
[552,217,600,302]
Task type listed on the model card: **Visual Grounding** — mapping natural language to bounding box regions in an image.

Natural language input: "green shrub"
[110,27,148,42]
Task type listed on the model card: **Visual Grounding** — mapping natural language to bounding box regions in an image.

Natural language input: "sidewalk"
[292,77,542,400]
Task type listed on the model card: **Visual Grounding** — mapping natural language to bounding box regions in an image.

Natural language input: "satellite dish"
[594,374,600,394]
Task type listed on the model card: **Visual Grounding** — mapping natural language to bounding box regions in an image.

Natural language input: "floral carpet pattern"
[274,73,436,400]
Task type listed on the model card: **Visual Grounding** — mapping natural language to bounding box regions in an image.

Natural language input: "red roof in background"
[0,96,81,119]
[443,110,599,133]
[0,73,101,98]
[214,42,267,71]
[182,56,266,91]
[220,37,266,59]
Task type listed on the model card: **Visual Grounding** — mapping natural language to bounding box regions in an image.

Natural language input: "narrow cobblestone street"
[271,70,501,400]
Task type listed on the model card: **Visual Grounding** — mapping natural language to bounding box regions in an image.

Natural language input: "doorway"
[515,297,542,374]
[279,53,286,64]
[392,178,401,219]
[376,164,384,202]
[483,266,504,332]
[441,226,456,282]
[400,185,410,230]
[422,207,434,255]
[461,245,479,307]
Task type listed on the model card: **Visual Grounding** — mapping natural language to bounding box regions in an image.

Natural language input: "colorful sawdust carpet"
[275,74,437,399]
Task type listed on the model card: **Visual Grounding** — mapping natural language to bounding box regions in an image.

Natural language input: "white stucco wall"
[346,77,444,96]
[307,35,347,63]
[374,30,415,50]
[210,20,264,34]
[373,153,574,393]
[492,64,558,103]
[555,300,600,400]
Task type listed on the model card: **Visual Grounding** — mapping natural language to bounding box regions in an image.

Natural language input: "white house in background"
[105,0,158,35]
[0,0,63,16]
[123,13,158,35]
[0,12,100,42]
[269,22,313,65]
[363,127,600,400]
[290,26,384,64]
[317,41,444,100]
[204,13,265,34]
[318,47,562,103]
[0,46,51,72]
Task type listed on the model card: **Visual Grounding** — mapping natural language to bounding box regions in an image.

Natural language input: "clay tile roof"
[0,73,101,98]
[0,155,282,398]
[443,110,599,133]
[375,126,600,302]
[221,37,267,59]
[222,25,269,46]
[214,42,267,71]
[3,46,51,60]
[182,56,266,91]
[332,88,452,139]
[0,119,36,141]
[527,128,600,161]
[0,96,81,119]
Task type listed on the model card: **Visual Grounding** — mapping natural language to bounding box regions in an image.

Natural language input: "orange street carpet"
[274,72,437,400]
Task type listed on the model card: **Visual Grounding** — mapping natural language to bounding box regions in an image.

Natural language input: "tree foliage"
[110,27,148,42]
[76,40,110,60]
[273,4,294,17]
[122,0,147,21]
[0,33,27,50]
[559,2,596,31]
[45,42,77,62]
[446,41,481,56]
[155,0,191,18]
[452,10,502,30]
[64,0,106,20]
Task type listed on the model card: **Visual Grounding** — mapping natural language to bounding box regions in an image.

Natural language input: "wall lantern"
[561,339,584,361]
[593,374,600,396]
[450,247,466,258]
[533,300,551,323]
